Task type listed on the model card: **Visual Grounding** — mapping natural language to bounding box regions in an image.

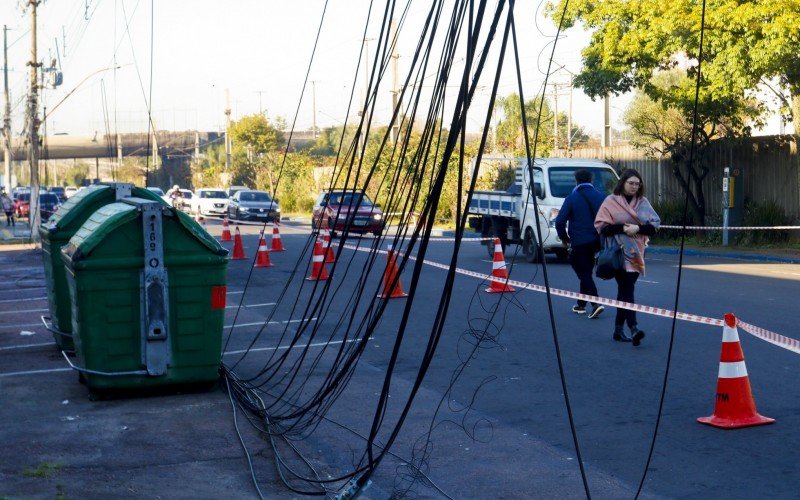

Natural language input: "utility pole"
[390,19,400,145]
[311,81,318,138]
[254,90,266,115]
[603,94,611,148]
[3,25,12,192]
[552,83,558,155]
[224,89,231,177]
[28,1,42,240]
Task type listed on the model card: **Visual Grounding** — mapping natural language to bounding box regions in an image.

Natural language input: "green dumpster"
[40,184,167,352]
[60,198,229,394]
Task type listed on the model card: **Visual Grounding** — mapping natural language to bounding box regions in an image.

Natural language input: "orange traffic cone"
[697,313,774,429]
[254,232,273,268]
[231,226,247,260]
[378,244,408,299]
[322,231,335,263]
[221,217,232,242]
[270,223,285,251]
[486,238,514,293]
[306,237,329,281]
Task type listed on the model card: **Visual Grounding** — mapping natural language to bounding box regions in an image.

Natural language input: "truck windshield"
[548,167,618,197]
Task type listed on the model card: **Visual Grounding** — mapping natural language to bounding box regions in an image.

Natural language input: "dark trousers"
[614,271,639,328]
[4,211,13,226]
[569,242,599,307]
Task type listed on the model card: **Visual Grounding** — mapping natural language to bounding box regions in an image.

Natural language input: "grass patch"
[22,462,63,479]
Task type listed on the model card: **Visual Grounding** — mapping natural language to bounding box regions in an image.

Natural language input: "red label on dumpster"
[211,286,227,309]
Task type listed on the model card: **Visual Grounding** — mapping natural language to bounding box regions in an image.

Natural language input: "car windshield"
[240,192,272,202]
[147,187,165,196]
[329,192,372,207]
[548,167,618,197]
[181,191,193,199]
[201,190,227,199]
[17,193,30,202]
[40,193,59,204]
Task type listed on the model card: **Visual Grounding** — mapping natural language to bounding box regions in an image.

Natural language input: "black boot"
[613,325,631,342]
[631,326,645,347]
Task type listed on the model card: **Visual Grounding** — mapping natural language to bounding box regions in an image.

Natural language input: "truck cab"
[469,158,618,262]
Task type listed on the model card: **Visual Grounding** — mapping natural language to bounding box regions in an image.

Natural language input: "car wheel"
[523,227,542,263]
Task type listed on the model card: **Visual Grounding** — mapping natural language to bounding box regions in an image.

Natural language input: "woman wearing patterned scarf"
[594,169,660,346]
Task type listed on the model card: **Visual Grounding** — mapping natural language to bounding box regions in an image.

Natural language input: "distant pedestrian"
[594,169,660,346]
[169,185,183,209]
[1,192,14,227]
[555,169,606,319]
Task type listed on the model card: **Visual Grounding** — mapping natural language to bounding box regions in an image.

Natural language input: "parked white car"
[191,188,230,217]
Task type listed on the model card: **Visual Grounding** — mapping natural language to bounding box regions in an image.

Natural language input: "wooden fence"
[567,135,800,221]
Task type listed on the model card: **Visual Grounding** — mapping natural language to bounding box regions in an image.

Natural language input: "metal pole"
[603,94,611,148]
[552,83,558,154]
[224,89,231,175]
[4,25,13,192]
[311,81,317,138]
[28,1,41,240]
[390,19,399,145]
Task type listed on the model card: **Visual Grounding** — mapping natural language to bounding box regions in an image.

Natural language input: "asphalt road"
[1,219,797,498]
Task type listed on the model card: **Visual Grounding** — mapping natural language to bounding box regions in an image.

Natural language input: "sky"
[0,0,787,141]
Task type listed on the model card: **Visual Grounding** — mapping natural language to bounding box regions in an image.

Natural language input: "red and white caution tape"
[340,243,800,355]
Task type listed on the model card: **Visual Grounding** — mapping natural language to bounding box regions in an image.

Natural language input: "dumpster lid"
[62,202,138,262]
[62,201,227,262]
[44,184,165,233]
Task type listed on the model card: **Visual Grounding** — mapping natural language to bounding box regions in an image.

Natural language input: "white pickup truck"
[468,158,619,262]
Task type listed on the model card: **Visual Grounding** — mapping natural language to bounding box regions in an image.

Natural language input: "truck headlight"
[372,213,382,220]
[548,208,559,228]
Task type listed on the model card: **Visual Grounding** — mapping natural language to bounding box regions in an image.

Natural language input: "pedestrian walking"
[1,191,15,227]
[594,169,660,346]
[555,169,606,318]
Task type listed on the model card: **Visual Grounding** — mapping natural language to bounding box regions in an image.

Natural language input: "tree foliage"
[546,0,800,127]
[494,93,554,155]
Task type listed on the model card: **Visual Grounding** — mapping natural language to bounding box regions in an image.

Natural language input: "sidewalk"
[0,221,36,246]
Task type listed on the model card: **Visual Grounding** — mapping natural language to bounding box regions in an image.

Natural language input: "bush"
[737,200,791,245]
[651,199,695,240]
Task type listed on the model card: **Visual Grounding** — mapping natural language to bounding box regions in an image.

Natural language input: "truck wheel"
[523,227,542,263]
[485,235,506,258]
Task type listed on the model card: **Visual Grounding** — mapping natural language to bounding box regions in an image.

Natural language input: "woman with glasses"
[594,169,660,346]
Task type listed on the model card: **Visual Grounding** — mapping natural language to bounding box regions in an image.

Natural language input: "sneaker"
[572,305,586,314]
[588,305,605,319]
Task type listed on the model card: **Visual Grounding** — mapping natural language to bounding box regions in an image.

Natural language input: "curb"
[647,245,800,264]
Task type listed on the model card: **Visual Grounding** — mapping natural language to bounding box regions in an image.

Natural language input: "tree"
[494,93,554,156]
[624,70,759,223]
[229,114,285,192]
[546,0,800,129]
[545,0,794,223]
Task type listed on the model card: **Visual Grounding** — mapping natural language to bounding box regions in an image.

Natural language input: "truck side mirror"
[534,183,544,199]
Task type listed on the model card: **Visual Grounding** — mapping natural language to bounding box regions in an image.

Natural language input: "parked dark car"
[15,192,61,220]
[227,190,280,222]
[312,190,385,237]
[49,186,66,201]
[39,193,61,220]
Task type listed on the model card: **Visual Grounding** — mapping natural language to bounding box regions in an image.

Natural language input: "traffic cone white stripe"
[313,255,323,263]
[492,261,506,270]
[259,244,268,251]
[718,361,748,378]
[722,325,739,342]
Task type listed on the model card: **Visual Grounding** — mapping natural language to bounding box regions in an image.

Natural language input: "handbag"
[595,237,624,280]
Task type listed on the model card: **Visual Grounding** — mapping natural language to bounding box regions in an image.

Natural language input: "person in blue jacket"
[555,169,607,318]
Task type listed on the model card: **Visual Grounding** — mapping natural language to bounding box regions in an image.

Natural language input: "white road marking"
[0,367,71,378]
[0,342,55,351]
[0,308,49,315]
[225,318,317,329]
[0,296,46,304]
[224,337,369,356]
[225,302,276,309]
